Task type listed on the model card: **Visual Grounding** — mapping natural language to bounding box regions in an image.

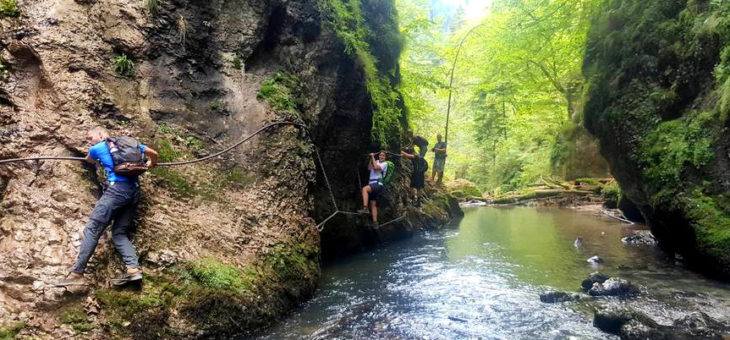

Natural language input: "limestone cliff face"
[0,0,460,337]
[584,0,730,279]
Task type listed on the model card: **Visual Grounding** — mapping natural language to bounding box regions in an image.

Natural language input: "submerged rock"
[588,277,640,297]
[621,230,657,246]
[581,272,609,291]
[539,291,582,303]
[586,255,604,264]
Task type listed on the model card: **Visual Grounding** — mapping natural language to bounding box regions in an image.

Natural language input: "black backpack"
[414,157,428,173]
[107,137,148,176]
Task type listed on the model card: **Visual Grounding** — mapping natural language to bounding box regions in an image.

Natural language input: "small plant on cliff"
[257,72,300,112]
[0,58,8,80]
[112,54,135,78]
[145,0,160,15]
[0,0,19,18]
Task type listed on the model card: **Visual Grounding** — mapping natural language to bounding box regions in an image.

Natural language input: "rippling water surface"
[262,206,730,339]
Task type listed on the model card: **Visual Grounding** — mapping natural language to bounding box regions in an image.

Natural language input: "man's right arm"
[84,147,96,164]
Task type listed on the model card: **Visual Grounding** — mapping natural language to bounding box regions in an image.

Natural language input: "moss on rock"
[94,240,319,338]
[583,0,730,277]
[0,322,25,340]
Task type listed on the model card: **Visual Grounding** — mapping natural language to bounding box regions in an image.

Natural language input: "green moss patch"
[257,71,301,113]
[95,243,319,337]
[683,189,730,262]
[0,322,25,340]
[317,0,404,147]
[59,305,94,334]
[640,110,717,204]
[0,0,19,18]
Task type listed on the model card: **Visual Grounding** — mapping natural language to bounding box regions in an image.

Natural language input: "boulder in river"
[594,307,728,339]
[581,272,609,291]
[621,230,657,246]
[539,291,582,303]
[588,277,640,297]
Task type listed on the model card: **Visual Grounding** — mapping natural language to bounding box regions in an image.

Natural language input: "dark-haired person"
[358,151,388,225]
[401,147,427,204]
[57,127,158,287]
[431,134,447,184]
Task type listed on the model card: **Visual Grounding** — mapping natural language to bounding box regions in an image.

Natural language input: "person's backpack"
[380,160,396,185]
[107,137,147,177]
[415,157,428,173]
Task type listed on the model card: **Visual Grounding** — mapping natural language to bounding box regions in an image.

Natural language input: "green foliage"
[146,0,160,15]
[184,136,204,151]
[231,55,243,70]
[398,0,600,190]
[0,322,25,340]
[683,189,730,261]
[319,0,404,147]
[0,0,19,17]
[96,275,182,337]
[640,110,716,203]
[112,54,135,77]
[601,180,621,206]
[257,72,300,112]
[185,258,258,293]
[264,243,319,284]
[0,58,8,80]
[151,167,195,196]
[59,306,94,333]
[208,99,226,113]
[445,178,482,199]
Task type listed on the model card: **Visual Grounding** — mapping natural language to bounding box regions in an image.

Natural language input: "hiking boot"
[356,208,370,215]
[111,267,143,286]
[54,272,87,287]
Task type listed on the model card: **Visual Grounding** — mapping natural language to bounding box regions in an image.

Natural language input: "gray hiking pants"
[72,181,140,273]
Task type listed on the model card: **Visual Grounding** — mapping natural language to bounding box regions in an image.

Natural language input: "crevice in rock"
[0,175,8,204]
[245,5,287,72]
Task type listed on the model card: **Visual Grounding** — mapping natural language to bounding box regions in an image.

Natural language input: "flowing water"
[262,206,730,339]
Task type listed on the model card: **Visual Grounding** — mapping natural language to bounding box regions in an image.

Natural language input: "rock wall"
[0,0,461,337]
[583,0,730,279]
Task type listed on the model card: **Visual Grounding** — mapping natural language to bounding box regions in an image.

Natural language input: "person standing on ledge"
[57,127,159,287]
[431,134,447,184]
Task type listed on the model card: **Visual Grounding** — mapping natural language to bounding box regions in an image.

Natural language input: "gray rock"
[671,312,729,338]
[593,307,638,334]
[539,291,581,303]
[621,230,657,246]
[587,255,603,264]
[581,272,609,291]
[593,307,727,339]
[588,277,640,297]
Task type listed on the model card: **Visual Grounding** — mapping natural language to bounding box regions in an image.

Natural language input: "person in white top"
[358,151,388,224]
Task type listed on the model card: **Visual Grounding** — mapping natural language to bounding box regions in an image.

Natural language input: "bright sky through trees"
[397,0,604,193]
[439,0,492,21]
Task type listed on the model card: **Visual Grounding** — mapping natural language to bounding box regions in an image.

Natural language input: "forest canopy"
[397,0,606,193]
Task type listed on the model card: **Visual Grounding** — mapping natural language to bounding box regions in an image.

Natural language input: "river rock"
[595,308,729,339]
[539,291,582,303]
[587,255,604,264]
[581,272,609,291]
[593,306,648,334]
[621,230,657,246]
[588,277,640,297]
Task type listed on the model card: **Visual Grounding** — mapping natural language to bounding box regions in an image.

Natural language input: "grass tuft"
[59,306,94,333]
[113,54,135,78]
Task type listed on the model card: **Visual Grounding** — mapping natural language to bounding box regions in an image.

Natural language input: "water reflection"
[261,207,730,339]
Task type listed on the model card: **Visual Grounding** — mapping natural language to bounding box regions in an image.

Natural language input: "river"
[261,206,730,339]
